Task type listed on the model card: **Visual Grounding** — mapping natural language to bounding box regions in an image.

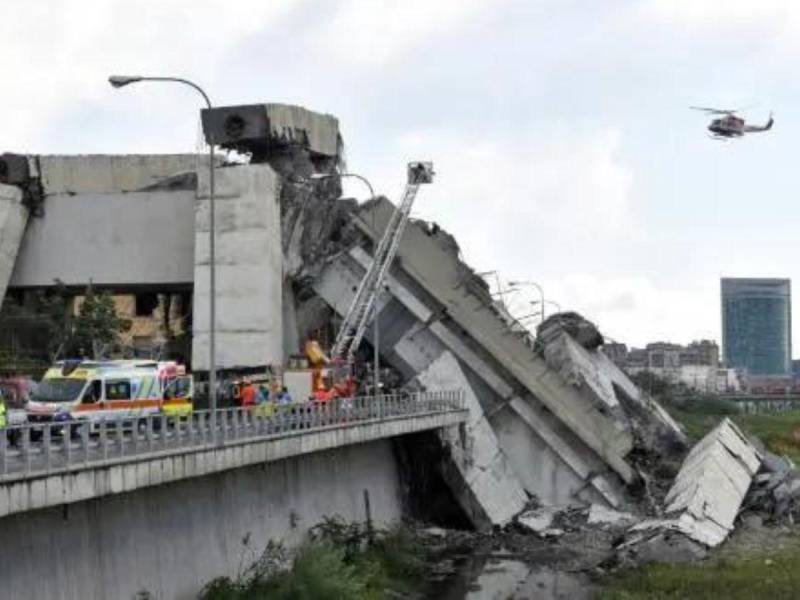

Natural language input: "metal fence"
[733,397,800,415]
[0,390,464,482]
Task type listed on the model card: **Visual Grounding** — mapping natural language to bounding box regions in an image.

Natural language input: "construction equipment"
[330,162,434,369]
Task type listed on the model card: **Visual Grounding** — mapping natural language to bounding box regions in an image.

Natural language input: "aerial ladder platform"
[331,161,434,364]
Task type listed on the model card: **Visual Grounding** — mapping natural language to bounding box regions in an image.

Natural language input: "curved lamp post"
[109,75,218,418]
[532,299,562,314]
[507,280,546,322]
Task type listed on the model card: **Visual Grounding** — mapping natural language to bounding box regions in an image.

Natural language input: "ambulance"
[26,359,193,431]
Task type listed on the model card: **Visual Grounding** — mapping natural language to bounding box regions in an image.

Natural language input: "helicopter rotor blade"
[690,106,737,115]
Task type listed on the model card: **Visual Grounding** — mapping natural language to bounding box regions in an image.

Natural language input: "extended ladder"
[332,162,434,362]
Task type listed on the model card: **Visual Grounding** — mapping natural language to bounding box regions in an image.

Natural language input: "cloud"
[643,0,795,25]
[354,125,637,278]
[543,274,719,348]
[0,0,299,149]
[311,0,499,66]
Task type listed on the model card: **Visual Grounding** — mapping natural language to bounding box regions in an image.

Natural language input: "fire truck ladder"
[331,162,434,362]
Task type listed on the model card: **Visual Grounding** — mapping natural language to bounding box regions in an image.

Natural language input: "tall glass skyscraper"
[721,278,792,375]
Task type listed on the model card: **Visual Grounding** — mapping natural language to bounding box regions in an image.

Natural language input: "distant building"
[721,278,792,375]
[645,342,682,370]
[626,347,647,368]
[613,339,719,370]
[793,359,800,378]
[680,339,719,367]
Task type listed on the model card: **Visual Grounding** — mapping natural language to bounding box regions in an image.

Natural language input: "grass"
[599,532,800,599]
[198,519,426,600]
[667,397,800,464]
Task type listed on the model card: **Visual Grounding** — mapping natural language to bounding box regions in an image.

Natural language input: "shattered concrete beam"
[348,205,635,473]
[347,238,635,485]
[344,247,628,505]
[626,418,761,548]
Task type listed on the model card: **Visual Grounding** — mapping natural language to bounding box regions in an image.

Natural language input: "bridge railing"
[0,390,465,481]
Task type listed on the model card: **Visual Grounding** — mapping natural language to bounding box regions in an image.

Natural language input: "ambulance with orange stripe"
[26,359,193,430]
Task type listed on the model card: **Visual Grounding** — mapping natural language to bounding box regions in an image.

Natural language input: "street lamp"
[531,299,562,313]
[109,75,218,418]
[309,172,381,396]
[478,270,512,308]
[507,280,546,321]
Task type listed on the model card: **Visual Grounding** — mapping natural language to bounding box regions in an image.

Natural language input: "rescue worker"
[240,381,256,407]
[278,386,293,405]
[257,384,270,405]
[0,390,7,430]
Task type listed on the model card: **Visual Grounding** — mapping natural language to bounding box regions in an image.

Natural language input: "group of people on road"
[239,382,293,408]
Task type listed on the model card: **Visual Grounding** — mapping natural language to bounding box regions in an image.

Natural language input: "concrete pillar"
[0,184,28,307]
[193,164,283,371]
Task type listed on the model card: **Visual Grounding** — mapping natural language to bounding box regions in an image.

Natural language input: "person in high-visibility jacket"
[0,394,7,429]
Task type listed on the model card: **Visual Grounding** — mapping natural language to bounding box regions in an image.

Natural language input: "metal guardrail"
[733,397,800,415]
[0,391,465,482]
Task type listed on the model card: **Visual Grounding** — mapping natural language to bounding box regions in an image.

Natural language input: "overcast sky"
[3,0,798,350]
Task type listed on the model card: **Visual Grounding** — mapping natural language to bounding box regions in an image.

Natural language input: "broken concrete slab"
[518,507,560,534]
[416,351,528,530]
[538,322,686,461]
[623,418,761,552]
[761,451,795,474]
[587,504,639,528]
[538,312,604,350]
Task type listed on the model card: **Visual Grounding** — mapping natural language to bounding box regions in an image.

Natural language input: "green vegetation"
[631,371,800,462]
[600,532,800,599]
[198,518,426,600]
[664,396,800,464]
[0,283,131,369]
[67,284,132,359]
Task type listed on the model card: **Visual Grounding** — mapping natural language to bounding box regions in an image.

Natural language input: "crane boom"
[332,162,434,362]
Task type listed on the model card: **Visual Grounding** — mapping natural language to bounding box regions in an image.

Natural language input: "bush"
[198,520,426,600]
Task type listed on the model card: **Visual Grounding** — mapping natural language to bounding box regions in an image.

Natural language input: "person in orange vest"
[241,382,256,407]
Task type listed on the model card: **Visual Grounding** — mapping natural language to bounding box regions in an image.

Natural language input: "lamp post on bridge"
[507,280,547,323]
[309,172,380,397]
[108,75,219,422]
[531,299,562,315]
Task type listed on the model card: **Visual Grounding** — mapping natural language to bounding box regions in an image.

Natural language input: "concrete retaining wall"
[0,440,402,600]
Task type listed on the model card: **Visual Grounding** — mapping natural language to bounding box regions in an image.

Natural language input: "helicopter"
[690,106,774,139]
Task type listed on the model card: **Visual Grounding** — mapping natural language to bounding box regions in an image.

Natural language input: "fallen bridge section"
[416,351,528,529]
[621,418,761,561]
[310,197,685,525]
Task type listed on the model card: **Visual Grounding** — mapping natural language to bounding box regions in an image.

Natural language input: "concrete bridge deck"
[0,392,466,519]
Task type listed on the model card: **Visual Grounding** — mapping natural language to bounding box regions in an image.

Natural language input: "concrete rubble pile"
[742,450,800,523]
[510,417,776,568]
[617,418,761,563]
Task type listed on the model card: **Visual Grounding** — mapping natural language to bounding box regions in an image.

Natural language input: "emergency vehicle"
[26,360,193,431]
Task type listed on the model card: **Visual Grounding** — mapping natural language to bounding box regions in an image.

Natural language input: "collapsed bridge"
[0,102,685,532]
